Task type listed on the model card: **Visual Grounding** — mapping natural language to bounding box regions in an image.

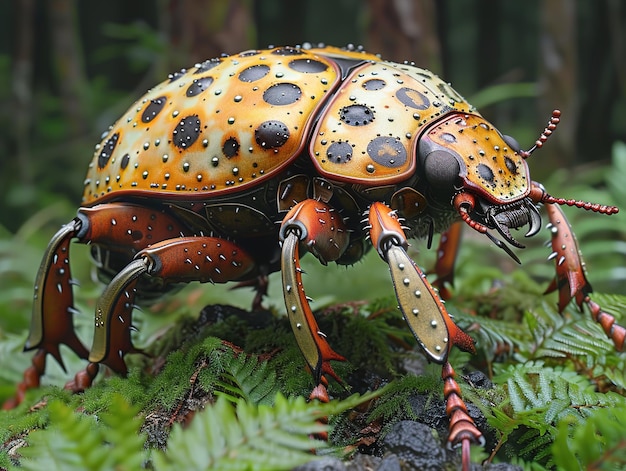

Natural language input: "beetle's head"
[418,110,618,261]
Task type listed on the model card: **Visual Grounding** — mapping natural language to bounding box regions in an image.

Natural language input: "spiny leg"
[543,203,626,350]
[442,362,486,465]
[4,219,89,409]
[6,203,195,407]
[431,221,463,300]
[367,202,482,470]
[73,235,258,392]
[279,199,350,401]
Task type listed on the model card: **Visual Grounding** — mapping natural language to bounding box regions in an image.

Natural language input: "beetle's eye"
[502,135,521,153]
[423,150,461,188]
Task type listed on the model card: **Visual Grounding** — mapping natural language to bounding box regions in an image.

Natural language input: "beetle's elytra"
[7,44,622,470]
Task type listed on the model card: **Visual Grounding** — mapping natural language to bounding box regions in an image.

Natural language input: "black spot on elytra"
[223,137,240,158]
[120,153,130,170]
[141,96,167,123]
[362,79,386,91]
[367,136,407,168]
[255,121,290,149]
[194,58,221,74]
[395,87,430,110]
[477,163,495,183]
[504,156,518,174]
[239,65,270,82]
[288,58,327,73]
[263,83,302,106]
[339,104,374,126]
[186,77,214,97]
[326,141,353,163]
[168,68,187,82]
[173,115,201,149]
[98,133,119,169]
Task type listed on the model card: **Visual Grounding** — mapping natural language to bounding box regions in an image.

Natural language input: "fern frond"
[18,395,146,471]
[455,310,530,359]
[552,403,626,470]
[216,352,280,405]
[152,391,381,471]
[517,428,554,463]
[487,361,626,466]
[520,303,614,362]
[497,362,622,417]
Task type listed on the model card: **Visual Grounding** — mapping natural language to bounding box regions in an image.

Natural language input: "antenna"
[519,110,561,159]
[529,187,619,215]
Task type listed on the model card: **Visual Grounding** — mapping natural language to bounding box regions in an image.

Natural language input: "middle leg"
[70,235,257,391]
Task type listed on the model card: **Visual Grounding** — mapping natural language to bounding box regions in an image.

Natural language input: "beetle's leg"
[543,202,626,350]
[367,202,483,467]
[5,203,196,404]
[367,203,475,359]
[3,219,91,408]
[279,199,350,401]
[77,236,257,389]
[432,221,463,300]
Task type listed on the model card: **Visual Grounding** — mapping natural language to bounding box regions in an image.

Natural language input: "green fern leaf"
[519,302,614,362]
[216,353,280,405]
[553,403,626,470]
[453,306,531,359]
[152,391,380,471]
[18,395,146,471]
[154,395,327,470]
[487,361,626,465]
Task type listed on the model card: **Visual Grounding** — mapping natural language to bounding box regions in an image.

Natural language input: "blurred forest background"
[0,0,625,231]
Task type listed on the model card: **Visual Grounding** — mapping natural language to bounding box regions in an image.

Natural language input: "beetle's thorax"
[418,112,531,205]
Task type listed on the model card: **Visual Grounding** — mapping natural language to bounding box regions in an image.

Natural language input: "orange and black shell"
[82,45,524,206]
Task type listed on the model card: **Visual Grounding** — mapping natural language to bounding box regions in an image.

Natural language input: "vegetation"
[1,2,625,470]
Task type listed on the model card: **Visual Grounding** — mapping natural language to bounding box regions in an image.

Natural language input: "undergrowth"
[0,144,625,470]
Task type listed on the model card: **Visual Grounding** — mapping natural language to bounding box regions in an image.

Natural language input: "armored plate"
[309,60,474,184]
[423,113,531,202]
[82,46,347,204]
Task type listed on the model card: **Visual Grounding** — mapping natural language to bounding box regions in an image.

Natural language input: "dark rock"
[293,456,346,471]
[380,420,448,471]
[481,463,523,471]
[375,453,402,471]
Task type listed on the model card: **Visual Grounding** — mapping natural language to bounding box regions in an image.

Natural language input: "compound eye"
[423,149,461,188]
[502,134,521,153]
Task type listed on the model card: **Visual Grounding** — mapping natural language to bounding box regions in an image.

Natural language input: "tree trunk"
[164,0,254,69]
[367,0,441,73]
[50,0,90,137]
[537,0,577,168]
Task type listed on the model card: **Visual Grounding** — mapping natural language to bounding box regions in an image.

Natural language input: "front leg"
[367,202,483,469]
[544,203,626,350]
[279,199,350,401]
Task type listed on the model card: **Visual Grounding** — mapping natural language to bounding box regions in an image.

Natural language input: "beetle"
[7,44,622,469]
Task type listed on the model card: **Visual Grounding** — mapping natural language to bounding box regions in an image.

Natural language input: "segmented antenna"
[529,186,619,215]
[519,109,619,216]
[519,110,561,159]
